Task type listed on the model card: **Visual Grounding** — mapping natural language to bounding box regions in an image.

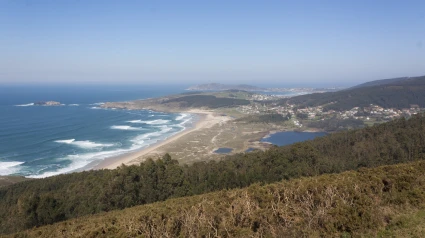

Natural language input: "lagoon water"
[214,148,233,154]
[261,131,327,146]
[0,85,191,178]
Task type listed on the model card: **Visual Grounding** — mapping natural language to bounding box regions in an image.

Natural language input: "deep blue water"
[0,85,192,178]
[261,131,327,146]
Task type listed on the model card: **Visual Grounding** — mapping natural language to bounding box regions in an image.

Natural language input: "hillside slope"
[9,160,425,237]
[1,114,425,234]
[102,94,250,111]
[349,76,408,89]
[280,75,425,111]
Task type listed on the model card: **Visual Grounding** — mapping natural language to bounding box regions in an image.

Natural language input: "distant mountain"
[350,77,409,89]
[187,83,266,91]
[279,75,425,111]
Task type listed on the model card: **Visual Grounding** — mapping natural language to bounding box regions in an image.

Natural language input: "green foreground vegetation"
[1,114,425,235]
[7,160,425,237]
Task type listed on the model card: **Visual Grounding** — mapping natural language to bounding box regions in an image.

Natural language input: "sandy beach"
[95,109,231,170]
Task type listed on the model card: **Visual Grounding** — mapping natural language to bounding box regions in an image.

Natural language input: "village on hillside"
[237,93,424,129]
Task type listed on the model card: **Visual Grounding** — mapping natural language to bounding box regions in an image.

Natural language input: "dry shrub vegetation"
[7,160,425,238]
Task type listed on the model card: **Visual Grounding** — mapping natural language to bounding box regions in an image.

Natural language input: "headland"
[98,92,290,169]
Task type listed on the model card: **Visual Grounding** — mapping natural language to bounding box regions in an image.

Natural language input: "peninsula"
[100,91,289,168]
[186,83,339,93]
[100,76,425,168]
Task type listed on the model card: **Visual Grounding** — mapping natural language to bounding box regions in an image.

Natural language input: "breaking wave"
[127,119,170,125]
[176,113,189,121]
[55,139,114,149]
[0,161,24,175]
[111,125,144,131]
[15,103,34,107]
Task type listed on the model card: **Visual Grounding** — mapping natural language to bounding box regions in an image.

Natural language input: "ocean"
[0,85,192,178]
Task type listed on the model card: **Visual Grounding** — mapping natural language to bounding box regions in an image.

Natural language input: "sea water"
[0,85,192,178]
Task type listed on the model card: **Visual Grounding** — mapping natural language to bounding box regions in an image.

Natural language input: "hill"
[1,114,425,234]
[102,93,251,111]
[279,75,425,111]
[163,94,250,108]
[349,76,409,89]
[9,160,425,237]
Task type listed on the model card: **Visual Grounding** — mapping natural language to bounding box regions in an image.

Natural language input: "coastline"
[95,109,229,170]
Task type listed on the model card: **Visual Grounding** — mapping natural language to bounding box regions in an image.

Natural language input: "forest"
[1,114,425,234]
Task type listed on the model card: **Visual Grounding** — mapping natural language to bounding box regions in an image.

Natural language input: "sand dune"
[96,109,230,170]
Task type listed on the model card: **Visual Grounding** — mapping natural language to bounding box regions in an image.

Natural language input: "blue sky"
[0,0,424,86]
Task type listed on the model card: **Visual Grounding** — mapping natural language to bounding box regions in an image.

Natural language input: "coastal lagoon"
[0,85,190,178]
[214,147,233,154]
[261,131,327,146]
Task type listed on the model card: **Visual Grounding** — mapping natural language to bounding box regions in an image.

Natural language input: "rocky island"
[34,101,61,106]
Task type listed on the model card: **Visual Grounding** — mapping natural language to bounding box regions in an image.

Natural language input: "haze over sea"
[0,85,193,178]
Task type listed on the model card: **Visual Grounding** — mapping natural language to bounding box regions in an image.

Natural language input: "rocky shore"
[34,101,61,106]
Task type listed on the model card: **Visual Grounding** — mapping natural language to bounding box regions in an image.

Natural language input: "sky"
[0,0,424,87]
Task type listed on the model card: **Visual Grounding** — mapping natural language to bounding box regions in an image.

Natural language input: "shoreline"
[94,109,227,170]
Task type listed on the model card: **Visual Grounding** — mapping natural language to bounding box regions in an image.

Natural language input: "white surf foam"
[174,114,193,129]
[0,161,24,175]
[15,103,34,107]
[177,117,192,128]
[72,141,114,149]
[127,120,144,124]
[128,119,170,125]
[24,115,192,178]
[55,139,75,144]
[130,125,173,144]
[69,104,79,106]
[176,113,189,121]
[111,125,144,131]
[27,149,129,178]
[156,125,173,135]
[90,102,105,106]
[55,139,114,149]
[90,106,101,109]
[26,126,189,178]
